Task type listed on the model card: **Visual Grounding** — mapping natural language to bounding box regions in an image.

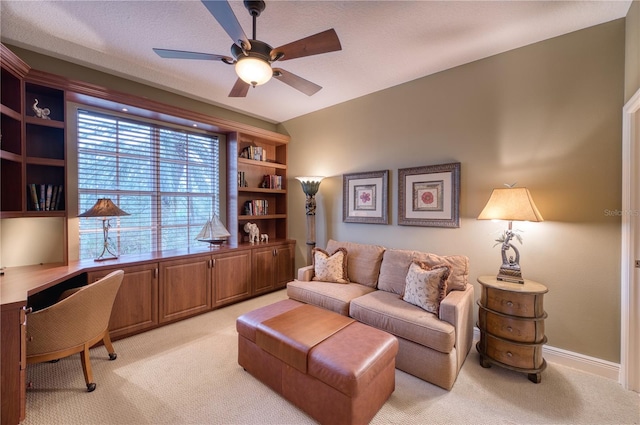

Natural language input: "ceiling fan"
[153,0,342,97]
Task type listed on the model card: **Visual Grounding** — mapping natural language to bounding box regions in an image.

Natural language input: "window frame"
[75,105,223,260]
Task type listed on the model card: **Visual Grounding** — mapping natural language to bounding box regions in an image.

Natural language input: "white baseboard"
[473,327,620,382]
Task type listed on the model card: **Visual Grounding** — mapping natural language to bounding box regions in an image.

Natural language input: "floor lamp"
[296,176,324,265]
[78,198,130,261]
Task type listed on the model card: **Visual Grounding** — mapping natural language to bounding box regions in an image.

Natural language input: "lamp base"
[497,267,524,284]
[94,255,118,262]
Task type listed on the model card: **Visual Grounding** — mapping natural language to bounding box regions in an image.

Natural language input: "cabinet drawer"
[481,332,545,370]
[478,306,545,343]
[481,286,544,318]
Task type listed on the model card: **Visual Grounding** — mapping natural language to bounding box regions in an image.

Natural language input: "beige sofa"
[286,239,474,390]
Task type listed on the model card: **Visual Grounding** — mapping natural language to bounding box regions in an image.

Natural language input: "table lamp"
[78,198,130,261]
[477,185,544,283]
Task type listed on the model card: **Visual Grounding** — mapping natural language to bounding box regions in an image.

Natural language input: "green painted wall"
[282,20,626,363]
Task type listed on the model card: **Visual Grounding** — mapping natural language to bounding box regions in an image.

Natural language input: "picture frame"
[343,170,389,224]
[398,162,460,228]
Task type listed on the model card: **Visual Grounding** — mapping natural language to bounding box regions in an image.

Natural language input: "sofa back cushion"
[377,249,415,295]
[325,239,385,287]
[413,252,469,292]
[378,249,470,295]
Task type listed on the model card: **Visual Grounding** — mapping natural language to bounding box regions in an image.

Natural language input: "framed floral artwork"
[343,170,389,224]
[398,162,460,227]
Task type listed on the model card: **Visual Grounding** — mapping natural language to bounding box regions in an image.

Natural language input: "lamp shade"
[235,56,273,87]
[477,188,544,222]
[296,176,324,196]
[78,198,130,218]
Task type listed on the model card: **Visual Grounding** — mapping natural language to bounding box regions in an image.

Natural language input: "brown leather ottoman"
[237,299,398,425]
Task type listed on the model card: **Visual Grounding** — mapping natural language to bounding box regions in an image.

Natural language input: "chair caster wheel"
[87,383,96,392]
[109,353,117,360]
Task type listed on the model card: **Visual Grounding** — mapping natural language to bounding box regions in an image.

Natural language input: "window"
[77,109,220,260]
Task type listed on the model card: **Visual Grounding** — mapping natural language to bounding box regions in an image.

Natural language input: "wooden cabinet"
[227,131,289,245]
[0,45,67,218]
[252,242,295,295]
[88,263,159,339]
[0,304,27,425]
[476,275,548,383]
[1,44,29,216]
[212,249,252,307]
[159,256,212,323]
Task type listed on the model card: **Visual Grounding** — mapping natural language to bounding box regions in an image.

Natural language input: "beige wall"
[282,20,626,362]
[626,0,640,102]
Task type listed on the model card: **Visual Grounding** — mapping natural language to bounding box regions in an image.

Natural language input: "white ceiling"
[0,1,632,124]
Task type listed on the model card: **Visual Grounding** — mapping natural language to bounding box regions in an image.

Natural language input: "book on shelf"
[239,146,266,162]
[238,171,247,188]
[243,199,269,216]
[28,184,63,211]
[262,174,283,190]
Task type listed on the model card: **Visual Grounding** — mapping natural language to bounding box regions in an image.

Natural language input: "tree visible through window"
[77,109,220,260]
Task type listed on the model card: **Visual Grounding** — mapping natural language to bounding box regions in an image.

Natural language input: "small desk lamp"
[296,176,324,265]
[477,185,544,283]
[78,198,130,261]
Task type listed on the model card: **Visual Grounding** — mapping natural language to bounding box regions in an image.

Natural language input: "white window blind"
[77,109,220,260]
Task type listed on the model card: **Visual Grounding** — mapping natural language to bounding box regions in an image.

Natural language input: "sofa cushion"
[326,240,386,287]
[413,252,469,292]
[402,262,450,315]
[377,249,415,296]
[312,248,349,284]
[349,290,455,354]
[287,280,376,316]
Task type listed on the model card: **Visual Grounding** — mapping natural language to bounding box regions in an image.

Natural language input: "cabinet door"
[1,304,26,425]
[212,250,251,307]
[252,246,276,295]
[159,256,211,323]
[274,243,294,289]
[88,263,159,339]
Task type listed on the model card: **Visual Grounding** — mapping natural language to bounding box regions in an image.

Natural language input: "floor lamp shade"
[477,187,543,283]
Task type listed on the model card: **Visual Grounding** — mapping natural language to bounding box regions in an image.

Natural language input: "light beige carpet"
[24,290,639,424]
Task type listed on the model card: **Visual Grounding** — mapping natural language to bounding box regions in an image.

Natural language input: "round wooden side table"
[476,275,548,383]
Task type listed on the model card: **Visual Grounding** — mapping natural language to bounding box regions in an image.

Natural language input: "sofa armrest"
[439,283,475,371]
[297,265,315,281]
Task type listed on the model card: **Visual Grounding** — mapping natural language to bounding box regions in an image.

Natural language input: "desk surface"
[0,242,288,307]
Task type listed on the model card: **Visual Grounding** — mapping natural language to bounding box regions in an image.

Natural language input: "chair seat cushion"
[349,290,455,354]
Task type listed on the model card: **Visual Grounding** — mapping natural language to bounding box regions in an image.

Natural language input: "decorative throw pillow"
[402,261,450,314]
[312,248,349,284]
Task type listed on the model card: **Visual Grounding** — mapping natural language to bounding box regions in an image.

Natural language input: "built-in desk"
[0,240,294,425]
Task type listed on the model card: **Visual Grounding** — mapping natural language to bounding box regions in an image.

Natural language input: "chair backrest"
[26,270,124,355]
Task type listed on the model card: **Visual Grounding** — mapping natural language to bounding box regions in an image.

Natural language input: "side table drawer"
[478,305,545,343]
[481,286,544,318]
[480,332,546,369]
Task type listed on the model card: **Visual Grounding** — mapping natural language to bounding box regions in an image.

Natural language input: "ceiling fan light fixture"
[235,56,272,87]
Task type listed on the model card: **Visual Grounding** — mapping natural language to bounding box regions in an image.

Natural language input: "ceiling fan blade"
[271,29,341,61]
[229,78,250,97]
[153,48,233,63]
[201,0,251,50]
[273,68,322,96]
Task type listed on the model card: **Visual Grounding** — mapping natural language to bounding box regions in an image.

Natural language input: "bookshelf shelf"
[228,131,289,245]
[0,44,67,218]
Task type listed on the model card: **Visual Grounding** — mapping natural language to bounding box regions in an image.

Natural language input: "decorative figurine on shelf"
[260,234,269,243]
[32,99,51,120]
[244,222,260,244]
